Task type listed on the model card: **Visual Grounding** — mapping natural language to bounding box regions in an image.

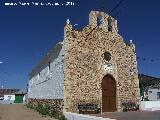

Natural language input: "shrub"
[36,104,49,115]
[49,110,60,119]
[59,115,67,120]
[25,103,34,109]
[26,103,67,120]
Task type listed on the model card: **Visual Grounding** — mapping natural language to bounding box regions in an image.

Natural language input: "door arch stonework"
[101,74,117,112]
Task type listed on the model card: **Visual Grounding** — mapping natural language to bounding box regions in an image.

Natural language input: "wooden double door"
[102,75,117,112]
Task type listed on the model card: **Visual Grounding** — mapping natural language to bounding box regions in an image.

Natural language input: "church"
[28,11,140,113]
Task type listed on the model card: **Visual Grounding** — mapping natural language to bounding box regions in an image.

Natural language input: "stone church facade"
[28,11,140,113]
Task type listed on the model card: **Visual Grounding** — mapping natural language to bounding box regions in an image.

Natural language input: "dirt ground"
[0,104,56,120]
[2,104,160,120]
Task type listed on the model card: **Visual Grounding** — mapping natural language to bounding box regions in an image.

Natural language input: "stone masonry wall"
[63,11,140,112]
[28,98,64,113]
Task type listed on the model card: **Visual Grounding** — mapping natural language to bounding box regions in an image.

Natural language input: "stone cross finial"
[66,19,70,24]
[130,40,133,44]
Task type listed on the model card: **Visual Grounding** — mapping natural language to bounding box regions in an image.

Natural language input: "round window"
[104,52,111,61]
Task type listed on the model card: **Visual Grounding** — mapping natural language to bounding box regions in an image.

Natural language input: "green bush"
[49,110,60,119]
[26,103,67,120]
[36,104,49,115]
[59,115,67,120]
[25,103,34,109]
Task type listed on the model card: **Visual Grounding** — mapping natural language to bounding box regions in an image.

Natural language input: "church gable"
[63,11,140,112]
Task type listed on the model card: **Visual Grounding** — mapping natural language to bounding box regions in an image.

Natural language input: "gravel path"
[0,104,56,120]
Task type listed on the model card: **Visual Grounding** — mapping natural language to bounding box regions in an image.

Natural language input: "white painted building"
[28,42,64,99]
[4,94,15,101]
[0,89,19,104]
[148,87,160,101]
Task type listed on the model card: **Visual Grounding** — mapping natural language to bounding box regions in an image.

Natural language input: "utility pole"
[0,61,3,89]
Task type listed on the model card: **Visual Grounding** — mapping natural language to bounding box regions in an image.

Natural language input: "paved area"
[91,111,160,120]
[0,104,56,120]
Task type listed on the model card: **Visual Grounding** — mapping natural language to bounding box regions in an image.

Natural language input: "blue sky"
[0,0,160,90]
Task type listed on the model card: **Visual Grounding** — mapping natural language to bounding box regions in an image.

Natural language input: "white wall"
[4,95,15,101]
[23,95,26,101]
[140,101,160,111]
[28,43,64,99]
[148,88,160,101]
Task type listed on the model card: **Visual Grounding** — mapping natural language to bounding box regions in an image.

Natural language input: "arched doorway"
[102,75,117,112]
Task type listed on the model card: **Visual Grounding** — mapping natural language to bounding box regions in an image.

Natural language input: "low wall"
[64,112,116,120]
[140,101,160,111]
[28,98,64,113]
[0,100,14,104]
